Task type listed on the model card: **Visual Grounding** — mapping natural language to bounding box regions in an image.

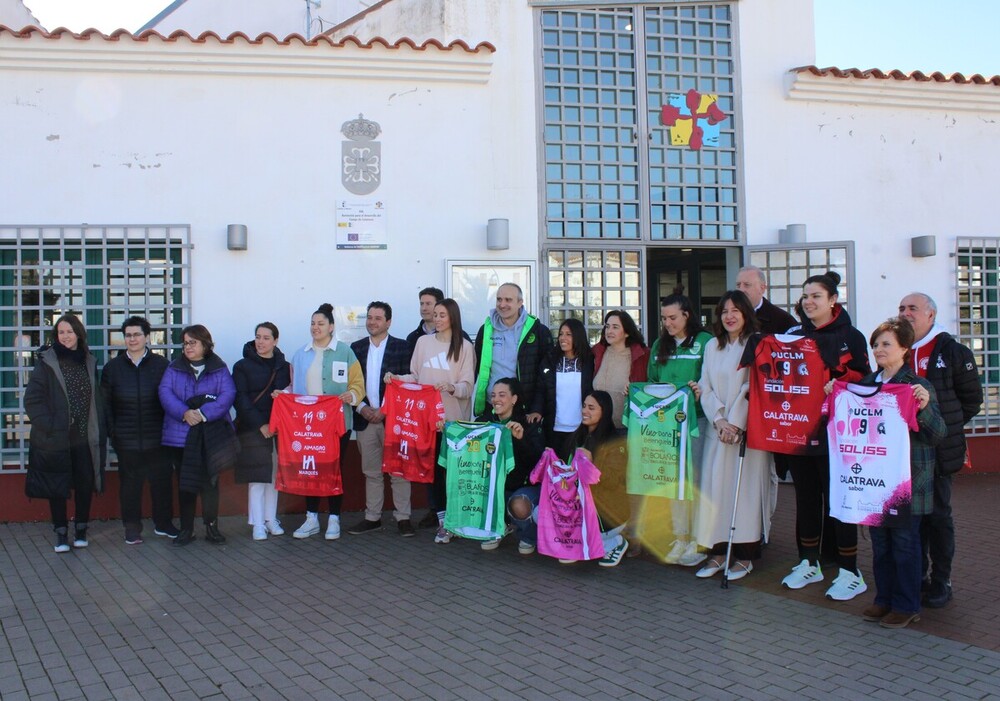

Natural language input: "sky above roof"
[18,0,1000,77]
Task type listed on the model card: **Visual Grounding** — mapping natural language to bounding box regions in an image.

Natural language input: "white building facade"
[1,0,997,514]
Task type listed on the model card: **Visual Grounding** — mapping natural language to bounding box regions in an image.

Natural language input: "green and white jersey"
[438,421,515,540]
[623,383,699,499]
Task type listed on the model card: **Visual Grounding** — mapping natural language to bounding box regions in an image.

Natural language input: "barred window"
[747,243,854,322]
[956,238,999,435]
[0,225,190,470]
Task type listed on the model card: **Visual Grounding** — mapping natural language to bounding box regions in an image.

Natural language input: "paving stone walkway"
[2,476,999,700]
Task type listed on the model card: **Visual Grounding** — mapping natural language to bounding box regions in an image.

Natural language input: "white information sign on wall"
[336,200,386,250]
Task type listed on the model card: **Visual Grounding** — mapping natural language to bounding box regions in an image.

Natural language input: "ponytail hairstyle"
[655,294,703,365]
[794,270,841,320]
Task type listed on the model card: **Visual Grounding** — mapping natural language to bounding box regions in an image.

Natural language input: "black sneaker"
[124,531,143,545]
[204,522,226,545]
[397,520,416,537]
[925,581,953,608]
[417,511,439,529]
[347,519,382,535]
[173,529,195,546]
[54,530,70,553]
[154,524,181,539]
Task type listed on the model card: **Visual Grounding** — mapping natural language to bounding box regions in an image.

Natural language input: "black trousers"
[304,433,350,515]
[50,443,94,530]
[787,453,858,573]
[921,473,955,585]
[166,447,219,529]
[117,448,175,532]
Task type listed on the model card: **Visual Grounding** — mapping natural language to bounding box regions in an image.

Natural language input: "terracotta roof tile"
[793,65,1000,86]
[0,24,495,53]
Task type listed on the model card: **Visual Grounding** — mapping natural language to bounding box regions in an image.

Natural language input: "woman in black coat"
[232,322,291,541]
[24,314,105,553]
[533,318,594,450]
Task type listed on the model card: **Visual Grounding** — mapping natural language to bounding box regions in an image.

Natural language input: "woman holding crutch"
[692,290,773,581]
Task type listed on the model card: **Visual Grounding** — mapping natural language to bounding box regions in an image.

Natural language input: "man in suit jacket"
[736,265,797,335]
[348,301,415,536]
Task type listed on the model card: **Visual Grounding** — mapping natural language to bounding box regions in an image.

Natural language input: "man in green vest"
[473,282,552,419]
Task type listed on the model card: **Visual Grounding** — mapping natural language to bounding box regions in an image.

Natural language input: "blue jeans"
[507,486,541,546]
[871,515,923,614]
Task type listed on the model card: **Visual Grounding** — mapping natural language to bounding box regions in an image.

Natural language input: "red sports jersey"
[745,334,828,455]
[269,394,347,496]
[380,380,445,483]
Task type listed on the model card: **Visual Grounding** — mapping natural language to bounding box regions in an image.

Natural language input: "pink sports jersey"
[530,448,605,561]
[380,380,445,484]
[270,394,347,496]
[745,334,828,455]
[824,381,919,527]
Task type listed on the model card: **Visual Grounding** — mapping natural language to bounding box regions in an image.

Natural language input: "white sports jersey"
[824,381,919,527]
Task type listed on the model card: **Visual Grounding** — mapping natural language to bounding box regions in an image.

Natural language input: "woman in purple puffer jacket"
[159,324,236,546]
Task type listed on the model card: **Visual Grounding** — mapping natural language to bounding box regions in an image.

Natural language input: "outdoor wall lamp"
[227,224,248,251]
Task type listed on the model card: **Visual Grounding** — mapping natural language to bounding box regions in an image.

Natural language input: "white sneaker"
[252,525,268,541]
[325,515,341,540]
[664,539,687,564]
[293,512,320,539]
[517,540,536,555]
[677,541,707,567]
[782,559,824,589]
[266,520,284,536]
[481,538,501,551]
[825,568,867,601]
[434,526,452,544]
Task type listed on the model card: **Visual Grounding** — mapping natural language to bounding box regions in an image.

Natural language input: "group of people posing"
[24,269,980,630]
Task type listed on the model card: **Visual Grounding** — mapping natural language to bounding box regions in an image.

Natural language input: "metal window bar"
[956,238,999,435]
[544,247,645,344]
[0,225,191,471]
[746,242,855,322]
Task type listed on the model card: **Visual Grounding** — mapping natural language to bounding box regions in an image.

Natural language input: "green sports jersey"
[438,422,515,540]
[647,331,711,418]
[622,383,698,499]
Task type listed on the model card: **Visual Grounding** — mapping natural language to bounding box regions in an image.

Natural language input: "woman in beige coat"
[693,290,775,580]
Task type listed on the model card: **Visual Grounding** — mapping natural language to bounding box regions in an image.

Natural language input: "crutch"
[721,432,748,590]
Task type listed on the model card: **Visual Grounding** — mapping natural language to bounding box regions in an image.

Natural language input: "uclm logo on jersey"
[839,444,887,456]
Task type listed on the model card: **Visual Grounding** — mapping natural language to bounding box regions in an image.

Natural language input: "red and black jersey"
[269,393,347,495]
[744,334,828,455]
[381,380,445,483]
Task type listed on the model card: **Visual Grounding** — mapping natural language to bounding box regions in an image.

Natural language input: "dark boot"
[54,526,70,553]
[205,521,226,545]
[173,528,196,546]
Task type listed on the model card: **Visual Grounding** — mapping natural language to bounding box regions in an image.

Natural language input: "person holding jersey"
[24,314,105,553]
[288,303,364,541]
[475,377,545,552]
[592,310,648,428]
[536,318,594,450]
[565,390,629,566]
[233,322,291,541]
[388,298,475,544]
[693,291,772,580]
[861,318,945,628]
[159,324,237,546]
[781,271,872,600]
[647,294,713,566]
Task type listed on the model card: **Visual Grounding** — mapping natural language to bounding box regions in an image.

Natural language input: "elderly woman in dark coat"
[24,314,106,553]
[233,322,291,541]
[159,324,237,546]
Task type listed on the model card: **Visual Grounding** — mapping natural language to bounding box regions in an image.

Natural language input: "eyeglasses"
[182,340,200,347]
[124,333,145,339]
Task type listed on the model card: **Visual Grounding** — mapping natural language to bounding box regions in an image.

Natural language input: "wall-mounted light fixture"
[911,235,936,258]
[487,218,509,250]
[227,224,248,251]
[779,223,807,244]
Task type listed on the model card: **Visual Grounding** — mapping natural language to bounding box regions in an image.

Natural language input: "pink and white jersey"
[530,448,605,561]
[824,381,919,527]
